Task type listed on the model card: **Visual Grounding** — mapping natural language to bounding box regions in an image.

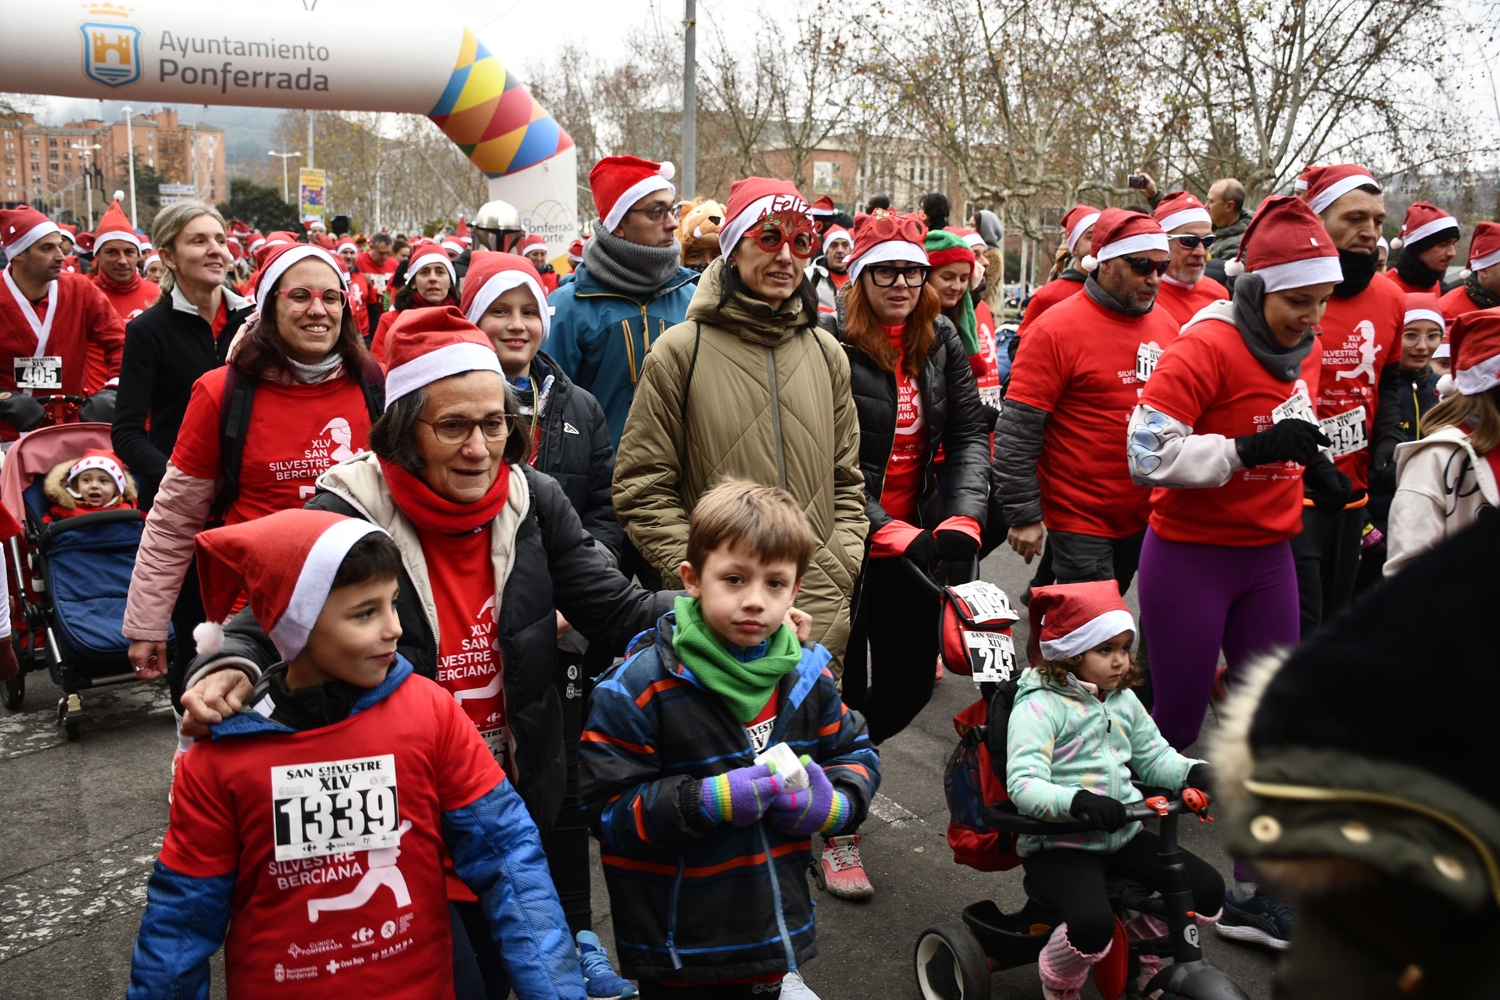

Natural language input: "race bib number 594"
[272,754,402,861]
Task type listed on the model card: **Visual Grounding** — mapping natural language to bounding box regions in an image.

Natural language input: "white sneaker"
[779,970,821,1000]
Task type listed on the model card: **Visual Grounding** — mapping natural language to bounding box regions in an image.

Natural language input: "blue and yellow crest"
[79,4,141,89]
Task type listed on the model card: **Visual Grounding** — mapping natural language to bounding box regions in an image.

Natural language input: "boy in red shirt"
[128,508,584,1000]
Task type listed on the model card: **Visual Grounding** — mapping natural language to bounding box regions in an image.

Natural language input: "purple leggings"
[1137,528,1300,751]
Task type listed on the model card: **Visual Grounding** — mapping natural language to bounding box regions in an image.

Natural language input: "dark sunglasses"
[1167,234,1217,250]
[1119,255,1169,276]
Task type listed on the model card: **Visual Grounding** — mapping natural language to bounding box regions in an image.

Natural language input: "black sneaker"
[1216,889,1293,950]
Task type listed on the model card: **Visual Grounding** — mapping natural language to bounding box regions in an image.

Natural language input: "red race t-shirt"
[973,300,1002,411]
[1314,279,1404,491]
[356,253,400,306]
[171,369,373,525]
[880,326,925,524]
[1016,276,1083,334]
[1005,293,1180,538]
[1141,317,1324,547]
[1154,275,1228,329]
[159,673,501,999]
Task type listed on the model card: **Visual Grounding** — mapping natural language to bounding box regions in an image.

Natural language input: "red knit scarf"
[378,456,511,535]
[93,268,142,295]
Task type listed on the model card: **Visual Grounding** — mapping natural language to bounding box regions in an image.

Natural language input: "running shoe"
[576,929,638,999]
[778,971,821,999]
[815,834,873,900]
[1215,890,1294,951]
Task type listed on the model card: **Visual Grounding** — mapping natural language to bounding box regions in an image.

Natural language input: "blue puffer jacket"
[545,263,699,447]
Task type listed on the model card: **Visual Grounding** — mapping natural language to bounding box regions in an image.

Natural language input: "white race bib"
[1319,406,1368,458]
[1271,389,1317,426]
[1135,342,1164,383]
[949,580,1017,624]
[967,631,1018,684]
[272,754,402,861]
[14,356,62,391]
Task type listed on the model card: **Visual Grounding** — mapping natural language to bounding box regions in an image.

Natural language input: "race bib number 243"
[272,754,402,861]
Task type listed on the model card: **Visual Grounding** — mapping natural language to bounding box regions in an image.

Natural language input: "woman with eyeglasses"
[175,304,675,1000]
[1152,191,1230,327]
[369,238,462,361]
[817,210,990,745]
[125,241,384,700]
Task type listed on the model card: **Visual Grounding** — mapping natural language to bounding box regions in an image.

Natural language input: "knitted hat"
[456,217,472,245]
[566,237,585,266]
[718,177,811,259]
[1390,201,1460,250]
[194,509,388,661]
[0,206,60,256]
[382,304,505,409]
[590,155,676,233]
[518,233,548,256]
[1403,292,1446,334]
[1449,310,1500,397]
[945,226,988,254]
[250,242,347,313]
[822,225,852,253]
[1296,164,1380,215]
[459,252,552,340]
[68,448,128,495]
[809,195,837,218]
[1463,221,1500,277]
[1060,204,1101,255]
[1080,208,1169,272]
[94,193,140,252]
[845,210,927,282]
[1153,190,1212,233]
[1028,581,1135,662]
[1223,195,1343,292]
[405,238,457,287]
[676,200,724,251]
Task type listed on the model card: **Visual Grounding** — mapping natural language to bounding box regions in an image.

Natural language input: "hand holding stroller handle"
[986,794,1195,834]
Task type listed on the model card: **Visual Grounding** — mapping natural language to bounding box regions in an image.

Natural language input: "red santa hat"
[1450,310,1500,397]
[822,225,853,253]
[441,238,465,256]
[0,206,60,256]
[1153,190,1212,233]
[518,233,548,256]
[460,252,552,340]
[456,217,472,245]
[92,193,140,252]
[1391,201,1460,250]
[141,252,160,273]
[1463,221,1500,277]
[306,218,327,232]
[1296,164,1380,216]
[405,238,457,287]
[336,240,358,255]
[58,223,77,239]
[1060,204,1101,255]
[75,232,97,253]
[945,226,988,253]
[193,509,388,662]
[1223,195,1342,292]
[67,448,128,495]
[590,155,676,233]
[844,210,928,282]
[383,304,505,409]
[718,177,811,259]
[1028,581,1136,662]
[1080,209,1169,272]
[566,237,585,266]
[229,219,252,239]
[809,195,837,218]
[1403,292,1446,334]
[247,231,267,254]
[249,242,347,313]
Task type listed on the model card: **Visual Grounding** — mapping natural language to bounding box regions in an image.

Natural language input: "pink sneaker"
[817,834,873,900]
[935,658,945,681]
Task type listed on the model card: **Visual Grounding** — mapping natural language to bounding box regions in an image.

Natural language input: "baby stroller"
[1,421,170,740]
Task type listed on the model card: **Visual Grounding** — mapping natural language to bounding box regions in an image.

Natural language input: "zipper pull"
[667,935,682,970]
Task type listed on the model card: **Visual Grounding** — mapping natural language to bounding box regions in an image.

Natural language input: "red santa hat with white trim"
[1079,208,1169,273]
[822,225,853,254]
[67,448,129,496]
[518,233,548,256]
[717,177,811,259]
[1450,310,1500,398]
[336,239,358,256]
[456,216,472,246]
[1403,292,1446,334]
[809,195,837,218]
[459,252,552,341]
[254,230,302,267]
[1296,163,1380,216]
[590,155,676,234]
[945,226,988,254]
[1223,195,1342,291]
[566,237,586,266]
[1027,580,1136,663]
[1060,204,1101,256]
[382,304,505,409]
[1462,220,1500,278]
[249,241,347,313]
[1390,201,1460,250]
[94,193,140,252]
[405,238,457,286]
[0,206,60,256]
[193,508,389,662]
[1153,190,1212,233]
[844,210,928,282]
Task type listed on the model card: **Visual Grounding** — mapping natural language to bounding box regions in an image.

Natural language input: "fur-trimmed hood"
[43,456,137,511]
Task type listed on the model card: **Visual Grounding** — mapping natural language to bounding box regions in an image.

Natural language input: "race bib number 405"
[14,356,62,391]
[273,754,402,861]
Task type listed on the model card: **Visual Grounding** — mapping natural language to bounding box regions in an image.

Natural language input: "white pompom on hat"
[93,196,141,252]
[1079,208,1168,273]
[589,155,677,233]
[1027,580,1136,662]
[1390,201,1459,250]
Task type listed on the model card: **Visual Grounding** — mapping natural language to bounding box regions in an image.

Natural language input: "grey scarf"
[287,352,343,384]
[1084,274,1151,317]
[582,229,684,298]
[1231,274,1316,381]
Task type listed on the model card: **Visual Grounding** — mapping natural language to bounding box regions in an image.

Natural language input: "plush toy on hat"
[590,155,676,234]
[676,199,725,251]
[43,448,138,521]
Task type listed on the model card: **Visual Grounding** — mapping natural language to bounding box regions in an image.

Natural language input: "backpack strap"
[209,366,255,527]
[679,322,703,488]
[359,353,385,420]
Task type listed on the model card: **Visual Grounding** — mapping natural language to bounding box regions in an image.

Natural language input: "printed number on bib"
[949,580,1017,624]
[273,754,402,861]
[1319,407,1367,458]
[967,631,1017,684]
[1135,342,1163,383]
[979,383,1004,410]
[1271,390,1317,426]
[14,356,62,391]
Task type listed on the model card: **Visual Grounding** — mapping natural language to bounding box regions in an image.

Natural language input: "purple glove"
[766,757,851,836]
[699,762,782,826]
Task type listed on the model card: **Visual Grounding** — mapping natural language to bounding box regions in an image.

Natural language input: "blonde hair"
[982,247,1004,311]
[1424,384,1500,455]
[151,200,227,297]
[686,478,818,578]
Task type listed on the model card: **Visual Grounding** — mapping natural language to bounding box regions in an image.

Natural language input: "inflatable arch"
[0,0,578,255]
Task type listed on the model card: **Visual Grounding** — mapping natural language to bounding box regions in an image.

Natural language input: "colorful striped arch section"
[428,29,574,178]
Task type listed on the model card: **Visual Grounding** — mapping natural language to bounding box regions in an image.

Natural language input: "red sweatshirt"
[88,270,159,394]
[0,267,124,402]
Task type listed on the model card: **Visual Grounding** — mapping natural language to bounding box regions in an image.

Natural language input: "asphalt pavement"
[0,547,1278,998]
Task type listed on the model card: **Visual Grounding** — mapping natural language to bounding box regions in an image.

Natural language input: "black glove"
[1185,763,1215,794]
[1070,790,1128,832]
[1303,454,1352,514]
[1234,418,1329,469]
[934,527,980,562]
[80,387,118,423]
[0,391,45,433]
[1368,437,1398,491]
[981,403,1001,432]
[901,529,937,566]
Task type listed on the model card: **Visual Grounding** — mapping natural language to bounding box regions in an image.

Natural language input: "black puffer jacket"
[187,461,673,831]
[525,350,622,559]
[818,307,990,534]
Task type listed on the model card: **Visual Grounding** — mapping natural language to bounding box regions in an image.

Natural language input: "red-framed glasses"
[752,210,818,259]
[863,210,927,244]
[276,286,349,310]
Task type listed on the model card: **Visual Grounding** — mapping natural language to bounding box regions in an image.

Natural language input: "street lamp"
[268,149,301,204]
[121,105,137,228]
[70,141,102,230]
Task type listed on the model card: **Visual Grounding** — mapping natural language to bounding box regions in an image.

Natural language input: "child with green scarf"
[579,480,880,999]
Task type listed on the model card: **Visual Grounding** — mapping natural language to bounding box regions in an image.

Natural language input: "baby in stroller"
[42,448,139,522]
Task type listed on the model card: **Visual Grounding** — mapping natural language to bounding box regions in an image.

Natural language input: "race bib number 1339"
[272,754,402,861]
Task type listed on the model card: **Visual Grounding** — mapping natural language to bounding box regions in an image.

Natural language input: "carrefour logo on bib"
[79,4,143,89]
